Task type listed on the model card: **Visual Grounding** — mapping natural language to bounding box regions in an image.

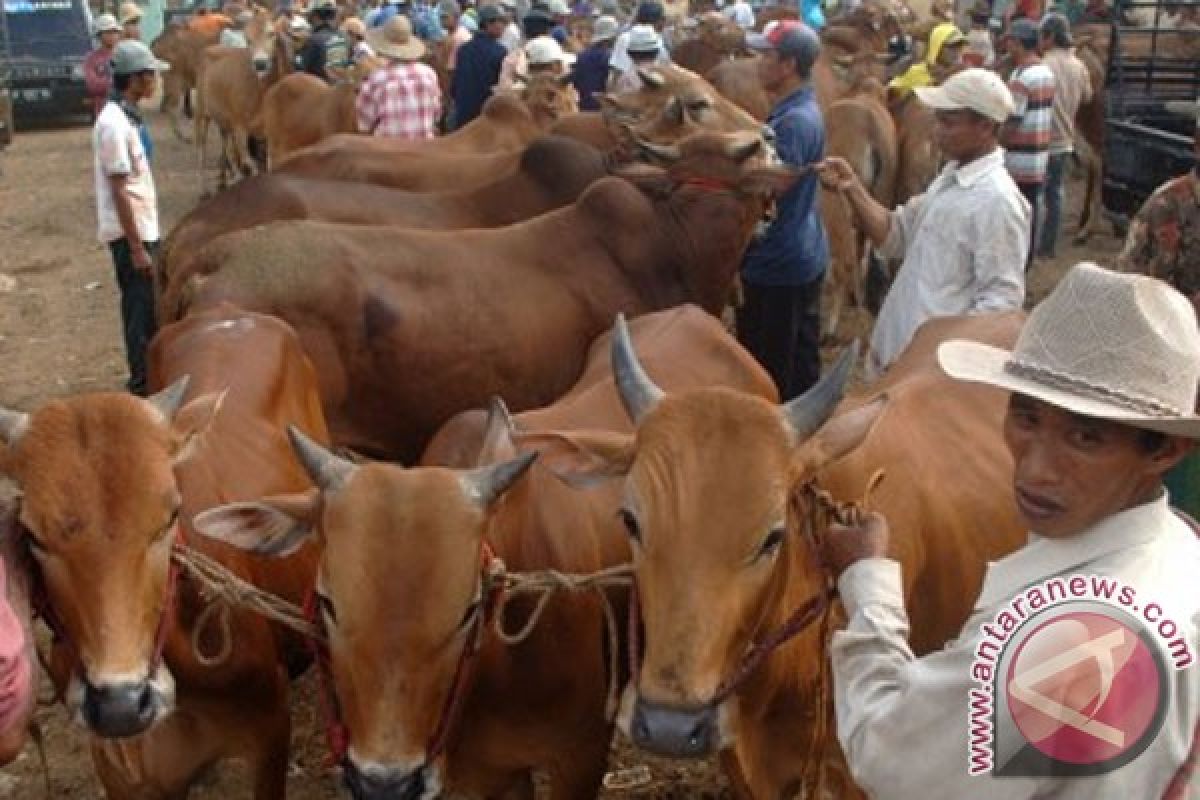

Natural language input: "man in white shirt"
[722,0,755,29]
[817,67,1029,379]
[821,262,1200,799]
[93,40,167,396]
[609,0,670,76]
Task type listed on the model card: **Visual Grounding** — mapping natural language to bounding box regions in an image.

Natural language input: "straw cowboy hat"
[119,2,143,25]
[938,262,1200,438]
[367,15,427,60]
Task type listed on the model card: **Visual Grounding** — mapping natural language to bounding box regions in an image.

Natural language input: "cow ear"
[170,390,226,466]
[799,396,888,472]
[511,429,634,488]
[192,489,321,558]
[738,165,802,199]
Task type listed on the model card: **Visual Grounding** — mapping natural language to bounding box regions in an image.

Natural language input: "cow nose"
[81,679,159,738]
[630,696,718,758]
[342,761,426,800]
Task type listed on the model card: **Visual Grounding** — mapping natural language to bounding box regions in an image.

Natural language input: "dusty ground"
[0,107,1121,798]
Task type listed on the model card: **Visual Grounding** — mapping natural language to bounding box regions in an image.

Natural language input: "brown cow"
[537,311,1026,797]
[195,306,777,799]
[0,305,326,797]
[157,135,610,321]
[179,130,795,462]
[1072,30,1108,244]
[260,72,358,168]
[152,19,228,142]
[671,12,747,77]
[195,11,289,194]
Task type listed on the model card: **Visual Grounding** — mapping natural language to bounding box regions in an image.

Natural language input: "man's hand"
[815,157,860,194]
[820,511,890,575]
[131,243,153,274]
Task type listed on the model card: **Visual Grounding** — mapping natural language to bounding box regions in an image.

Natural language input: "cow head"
[517,72,581,128]
[246,7,278,75]
[0,379,222,738]
[538,317,886,758]
[194,429,535,800]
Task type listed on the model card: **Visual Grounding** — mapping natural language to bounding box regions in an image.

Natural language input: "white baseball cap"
[626,23,661,54]
[525,34,576,66]
[914,67,1015,123]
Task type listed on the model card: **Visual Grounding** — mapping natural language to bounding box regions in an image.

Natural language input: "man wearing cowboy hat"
[821,262,1200,798]
[84,14,123,115]
[356,16,442,138]
[119,2,143,40]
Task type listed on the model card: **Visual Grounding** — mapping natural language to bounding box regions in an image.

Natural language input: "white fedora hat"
[938,262,1200,438]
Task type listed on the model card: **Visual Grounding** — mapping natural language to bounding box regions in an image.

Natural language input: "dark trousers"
[1018,181,1043,272]
[108,238,158,396]
[736,275,824,402]
[1038,153,1068,258]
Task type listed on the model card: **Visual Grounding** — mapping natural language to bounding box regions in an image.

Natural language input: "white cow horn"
[147,375,191,421]
[0,409,29,446]
[611,313,664,423]
[462,451,537,508]
[780,341,859,439]
[287,426,356,493]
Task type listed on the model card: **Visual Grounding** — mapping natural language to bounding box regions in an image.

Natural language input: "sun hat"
[626,23,661,54]
[525,34,575,65]
[111,39,170,73]
[367,15,427,59]
[938,262,1200,438]
[93,13,121,34]
[342,16,366,36]
[747,20,820,70]
[591,14,618,40]
[289,14,312,33]
[913,67,1014,123]
[119,1,143,25]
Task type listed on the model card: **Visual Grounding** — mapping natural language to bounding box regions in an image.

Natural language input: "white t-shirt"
[93,101,159,244]
[500,21,522,52]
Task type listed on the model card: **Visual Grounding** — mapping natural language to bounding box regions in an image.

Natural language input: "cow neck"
[654,178,751,314]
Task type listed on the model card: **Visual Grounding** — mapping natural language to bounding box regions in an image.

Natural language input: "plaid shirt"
[356,61,442,140]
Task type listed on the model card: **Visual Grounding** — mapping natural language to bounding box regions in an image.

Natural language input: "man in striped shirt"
[1001,18,1055,270]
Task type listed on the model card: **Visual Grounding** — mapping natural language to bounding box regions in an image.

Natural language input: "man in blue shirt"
[573,14,617,110]
[452,5,509,128]
[738,20,829,400]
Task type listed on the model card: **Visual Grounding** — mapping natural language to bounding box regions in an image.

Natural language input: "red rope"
[303,589,348,767]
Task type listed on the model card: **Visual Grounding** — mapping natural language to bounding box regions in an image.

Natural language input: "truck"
[1101,0,1200,219]
[0,0,93,123]
[0,1,12,146]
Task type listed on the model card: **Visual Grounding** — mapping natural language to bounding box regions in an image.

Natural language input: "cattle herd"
[0,1,1183,797]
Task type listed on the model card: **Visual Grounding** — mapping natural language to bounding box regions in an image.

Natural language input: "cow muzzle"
[343,760,438,800]
[74,665,175,739]
[629,696,720,759]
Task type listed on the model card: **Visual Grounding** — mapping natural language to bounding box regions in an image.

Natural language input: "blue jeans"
[108,238,159,396]
[1038,152,1068,257]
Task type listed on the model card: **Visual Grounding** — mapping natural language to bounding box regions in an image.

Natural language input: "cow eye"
[757,527,786,560]
[617,508,641,543]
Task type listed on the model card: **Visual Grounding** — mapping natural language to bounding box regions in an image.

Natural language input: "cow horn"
[462,451,537,508]
[780,341,860,440]
[287,426,356,493]
[0,409,29,446]
[635,136,682,163]
[611,313,664,422]
[147,375,191,422]
[725,132,762,162]
[637,68,665,89]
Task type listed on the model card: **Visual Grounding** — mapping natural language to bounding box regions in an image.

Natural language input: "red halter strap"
[303,588,349,767]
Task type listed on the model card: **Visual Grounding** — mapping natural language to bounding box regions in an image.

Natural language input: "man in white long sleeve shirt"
[818,68,1029,379]
[821,262,1200,799]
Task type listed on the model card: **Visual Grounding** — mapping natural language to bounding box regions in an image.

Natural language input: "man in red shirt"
[84,14,123,115]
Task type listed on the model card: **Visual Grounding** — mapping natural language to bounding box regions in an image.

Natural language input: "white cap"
[546,0,569,14]
[525,34,576,66]
[94,13,121,34]
[913,67,1014,123]
[626,23,661,54]
[592,14,618,41]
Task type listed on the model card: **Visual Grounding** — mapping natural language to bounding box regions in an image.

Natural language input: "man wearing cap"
[85,14,123,115]
[522,35,575,78]
[818,68,1028,380]
[573,14,616,109]
[92,40,169,396]
[1036,12,1092,259]
[610,24,666,91]
[300,0,352,81]
[119,2,143,40]
[497,9,555,88]
[356,16,441,137]
[820,262,1200,799]
[610,1,669,76]
[1001,18,1055,269]
[735,21,829,399]
[452,4,509,127]
[499,0,523,51]
[437,1,472,76]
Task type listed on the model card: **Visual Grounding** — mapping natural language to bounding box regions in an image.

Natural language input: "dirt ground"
[0,107,1121,798]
